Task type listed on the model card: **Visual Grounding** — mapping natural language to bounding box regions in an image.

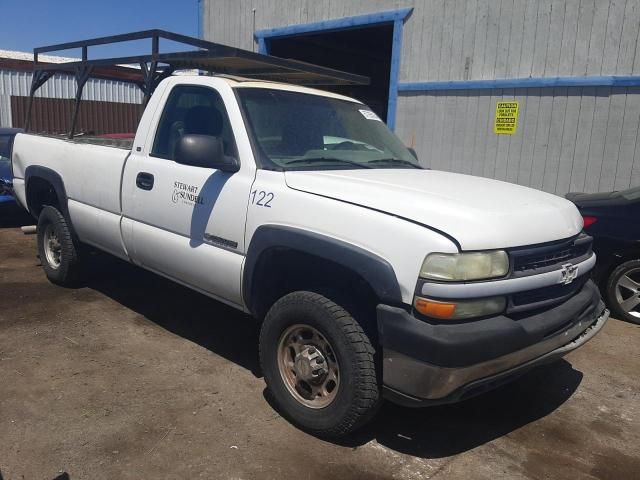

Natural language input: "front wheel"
[259,291,380,437]
[37,206,83,286]
[606,259,640,324]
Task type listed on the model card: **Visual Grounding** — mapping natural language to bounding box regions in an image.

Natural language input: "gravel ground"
[1,226,639,480]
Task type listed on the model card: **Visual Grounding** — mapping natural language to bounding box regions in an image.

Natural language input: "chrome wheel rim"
[615,267,640,319]
[43,224,62,269]
[277,324,340,409]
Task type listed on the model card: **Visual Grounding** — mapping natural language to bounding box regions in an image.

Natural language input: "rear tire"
[605,259,640,325]
[37,206,83,286]
[259,291,380,437]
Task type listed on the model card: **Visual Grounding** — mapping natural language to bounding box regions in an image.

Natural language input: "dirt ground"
[1,225,639,480]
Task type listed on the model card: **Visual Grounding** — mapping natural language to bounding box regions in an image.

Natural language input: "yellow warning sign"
[494,101,519,134]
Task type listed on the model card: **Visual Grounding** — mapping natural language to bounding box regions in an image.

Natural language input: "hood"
[285,169,583,250]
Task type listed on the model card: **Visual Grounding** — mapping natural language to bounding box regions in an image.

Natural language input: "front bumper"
[378,280,609,406]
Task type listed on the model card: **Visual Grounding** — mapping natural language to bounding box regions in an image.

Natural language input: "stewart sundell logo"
[172,181,205,205]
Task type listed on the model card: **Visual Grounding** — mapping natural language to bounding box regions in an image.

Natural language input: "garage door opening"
[265,24,393,121]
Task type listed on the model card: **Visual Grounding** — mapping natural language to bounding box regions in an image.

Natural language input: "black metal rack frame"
[26,29,369,137]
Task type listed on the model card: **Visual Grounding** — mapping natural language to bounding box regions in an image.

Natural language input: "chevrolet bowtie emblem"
[559,263,579,285]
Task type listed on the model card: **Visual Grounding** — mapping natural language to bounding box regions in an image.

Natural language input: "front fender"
[243,224,403,314]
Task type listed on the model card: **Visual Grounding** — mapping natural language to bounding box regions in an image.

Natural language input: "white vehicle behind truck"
[11,32,608,437]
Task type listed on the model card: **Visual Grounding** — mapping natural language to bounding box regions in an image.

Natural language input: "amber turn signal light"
[414,298,457,319]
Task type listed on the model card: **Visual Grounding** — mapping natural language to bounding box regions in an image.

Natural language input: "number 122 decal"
[251,190,274,207]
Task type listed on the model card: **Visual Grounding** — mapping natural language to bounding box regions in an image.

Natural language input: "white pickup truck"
[12,74,609,437]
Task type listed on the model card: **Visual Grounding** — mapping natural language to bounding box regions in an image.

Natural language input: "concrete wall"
[203,0,640,194]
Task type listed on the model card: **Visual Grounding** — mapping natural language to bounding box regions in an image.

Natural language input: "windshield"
[236,88,421,171]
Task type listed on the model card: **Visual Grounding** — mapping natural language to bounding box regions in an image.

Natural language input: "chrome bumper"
[383,306,609,405]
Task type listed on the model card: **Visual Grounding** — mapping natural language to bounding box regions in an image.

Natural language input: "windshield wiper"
[283,157,374,169]
[365,158,423,169]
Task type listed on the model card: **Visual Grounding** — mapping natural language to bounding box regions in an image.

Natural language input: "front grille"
[510,234,592,275]
[511,275,587,309]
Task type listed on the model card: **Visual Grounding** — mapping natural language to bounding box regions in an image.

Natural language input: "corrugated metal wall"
[204,0,640,194]
[0,68,143,129]
[11,96,141,135]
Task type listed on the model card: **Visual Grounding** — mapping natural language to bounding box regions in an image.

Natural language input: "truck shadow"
[83,253,583,459]
[83,253,262,376]
[333,360,583,458]
[0,202,34,227]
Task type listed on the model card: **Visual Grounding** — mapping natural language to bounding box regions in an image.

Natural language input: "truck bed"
[12,132,131,258]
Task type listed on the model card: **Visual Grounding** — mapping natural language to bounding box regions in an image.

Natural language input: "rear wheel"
[260,291,380,437]
[37,206,83,286]
[606,259,640,324]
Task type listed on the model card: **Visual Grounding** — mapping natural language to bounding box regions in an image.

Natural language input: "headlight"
[414,296,506,320]
[420,251,509,281]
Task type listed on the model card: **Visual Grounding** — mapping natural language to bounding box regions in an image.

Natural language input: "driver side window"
[151,85,237,161]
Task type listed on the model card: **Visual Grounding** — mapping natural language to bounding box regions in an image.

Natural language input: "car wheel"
[37,205,83,286]
[605,259,640,325]
[259,291,380,437]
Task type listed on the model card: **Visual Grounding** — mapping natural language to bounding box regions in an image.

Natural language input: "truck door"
[121,81,254,307]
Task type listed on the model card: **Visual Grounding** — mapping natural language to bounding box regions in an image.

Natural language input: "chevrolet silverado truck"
[12,73,609,437]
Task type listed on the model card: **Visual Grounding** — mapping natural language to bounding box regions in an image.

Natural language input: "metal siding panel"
[545,0,566,76]
[451,90,471,173]
[429,0,446,81]
[441,93,461,170]
[471,91,491,176]
[615,87,640,189]
[570,87,597,191]
[573,0,596,75]
[493,0,513,80]
[542,87,569,193]
[618,0,640,75]
[586,0,611,75]
[506,91,528,183]
[11,96,140,134]
[557,0,580,76]
[553,88,581,193]
[461,0,479,81]
[438,0,455,81]
[449,0,467,81]
[531,0,552,77]
[482,0,500,80]
[602,0,626,74]
[517,87,542,186]
[482,90,500,179]
[506,0,526,78]
[0,94,11,127]
[431,91,447,169]
[462,89,481,174]
[599,88,626,191]
[631,104,640,187]
[518,0,538,77]
[404,3,427,82]
[584,87,612,191]
[530,91,554,189]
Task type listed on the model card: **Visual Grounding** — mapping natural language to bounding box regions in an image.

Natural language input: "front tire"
[605,259,640,324]
[259,291,380,437]
[37,206,83,286]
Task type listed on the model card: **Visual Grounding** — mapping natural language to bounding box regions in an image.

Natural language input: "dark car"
[567,187,640,324]
[0,127,31,222]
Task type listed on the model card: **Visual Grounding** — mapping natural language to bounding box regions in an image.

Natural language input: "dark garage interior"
[267,24,393,120]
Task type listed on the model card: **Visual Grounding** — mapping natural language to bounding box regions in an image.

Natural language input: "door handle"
[136,172,154,191]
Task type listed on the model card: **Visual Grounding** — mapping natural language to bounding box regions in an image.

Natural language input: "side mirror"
[174,134,240,172]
